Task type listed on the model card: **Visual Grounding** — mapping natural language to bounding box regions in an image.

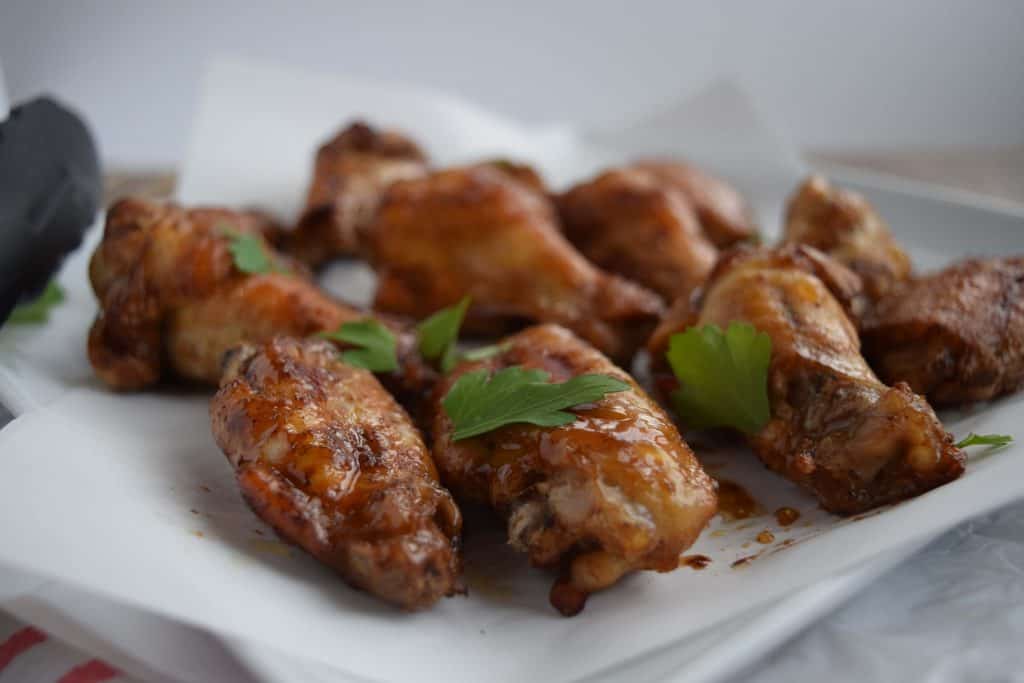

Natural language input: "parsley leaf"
[666,321,772,434]
[417,296,470,372]
[7,282,65,325]
[955,432,1013,449]
[317,319,398,372]
[221,227,286,275]
[442,366,630,440]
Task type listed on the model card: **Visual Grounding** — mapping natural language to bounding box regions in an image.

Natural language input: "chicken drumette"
[367,165,664,363]
[649,245,964,513]
[783,175,911,306]
[863,256,1024,406]
[431,324,717,616]
[557,166,718,302]
[88,198,431,399]
[285,121,429,266]
[211,337,462,610]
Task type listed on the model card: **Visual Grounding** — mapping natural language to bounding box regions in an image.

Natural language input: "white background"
[2,0,1023,167]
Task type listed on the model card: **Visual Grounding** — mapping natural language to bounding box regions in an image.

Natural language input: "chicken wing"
[211,337,462,610]
[431,324,716,615]
[88,198,432,401]
[651,245,963,514]
[368,165,664,363]
[557,167,717,302]
[284,121,429,266]
[783,175,911,305]
[863,257,1024,406]
[630,160,757,248]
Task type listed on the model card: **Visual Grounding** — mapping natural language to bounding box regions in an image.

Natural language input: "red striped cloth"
[0,626,46,672]
[56,660,120,683]
[0,616,128,683]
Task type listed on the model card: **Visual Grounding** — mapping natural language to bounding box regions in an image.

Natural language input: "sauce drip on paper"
[715,479,760,520]
[680,554,712,570]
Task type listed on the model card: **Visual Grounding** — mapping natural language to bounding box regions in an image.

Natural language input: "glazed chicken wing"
[651,246,963,513]
[784,175,911,305]
[211,337,462,610]
[88,198,431,400]
[557,167,717,302]
[631,160,757,248]
[863,257,1024,406]
[368,165,664,363]
[285,121,429,266]
[431,324,717,616]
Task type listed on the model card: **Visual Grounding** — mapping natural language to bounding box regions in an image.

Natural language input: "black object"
[0,96,102,322]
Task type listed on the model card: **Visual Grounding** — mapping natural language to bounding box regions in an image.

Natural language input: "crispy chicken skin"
[210,337,462,610]
[784,175,912,304]
[557,167,717,302]
[285,121,429,266]
[651,246,964,514]
[631,160,757,248]
[368,165,664,363]
[431,324,717,616]
[88,198,431,399]
[863,257,1024,406]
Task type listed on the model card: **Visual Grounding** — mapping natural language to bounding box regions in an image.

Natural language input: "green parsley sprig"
[417,296,470,372]
[955,432,1013,449]
[413,297,512,372]
[317,319,398,373]
[7,282,65,325]
[220,226,287,275]
[442,366,630,440]
[666,321,772,434]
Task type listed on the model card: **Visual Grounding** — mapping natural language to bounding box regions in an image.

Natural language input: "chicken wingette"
[431,324,717,616]
[211,337,462,610]
[88,197,431,400]
[863,256,1024,406]
[368,165,664,363]
[649,245,964,513]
